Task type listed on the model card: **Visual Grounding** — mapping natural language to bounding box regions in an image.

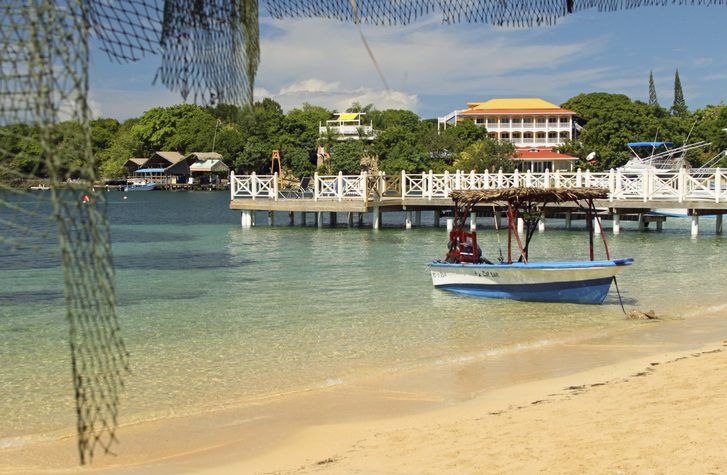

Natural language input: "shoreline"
[3,310,727,474]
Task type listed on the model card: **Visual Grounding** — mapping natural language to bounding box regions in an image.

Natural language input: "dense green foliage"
[560,92,726,170]
[3,91,727,182]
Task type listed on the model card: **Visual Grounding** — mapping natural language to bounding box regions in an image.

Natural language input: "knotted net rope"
[1,0,723,466]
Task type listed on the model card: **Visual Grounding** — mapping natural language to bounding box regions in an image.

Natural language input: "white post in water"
[251,211,256,227]
[317,212,323,228]
[613,213,621,235]
[594,216,602,235]
[373,206,381,230]
[538,213,545,233]
[717,214,723,235]
[241,210,252,228]
[267,211,274,226]
[446,217,454,232]
[347,212,353,227]
[470,213,477,231]
[405,211,412,229]
[638,213,645,232]
[691,213,699,237]
[517,217,524,235]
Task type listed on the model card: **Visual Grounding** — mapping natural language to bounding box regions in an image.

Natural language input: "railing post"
[251,171,257,201]
[716,168,722,204]
[576,168,582,187]
[401,170,407,200]
[642,169,649,202]
[513,169,520,187]
[441,170,448,199]
[497,169,504,188]
[230,171,235,200]
[427,170,434,201]
[678,167,687,203]
[484,169,490,189]
[525,169,532,187]
[314,172,319,202]
[362,171,369,206]
[584,169,591,187]
[469,170,475,189]
[455,170,462,190]
[608,168,615,201]
[273,172,279,201]
[379,172,386,201]
[544,168,550,188]
[554,169,561,188]
[338,171,343,202]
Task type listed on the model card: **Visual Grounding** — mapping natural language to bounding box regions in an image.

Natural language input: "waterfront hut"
[128,151,192,186]
[123,157,148,175]
[186,152,229,184]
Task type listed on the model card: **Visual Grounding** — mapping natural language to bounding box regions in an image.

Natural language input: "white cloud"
[255,16,603,115]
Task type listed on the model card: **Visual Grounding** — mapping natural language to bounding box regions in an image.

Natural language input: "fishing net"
[1,0,723,466]
[266,0,726,26]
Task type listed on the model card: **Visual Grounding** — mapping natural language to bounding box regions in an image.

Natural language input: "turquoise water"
[1,191,726,446]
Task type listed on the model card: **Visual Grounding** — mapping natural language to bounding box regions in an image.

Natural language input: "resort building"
[438,98,580,171]
[319,112,376,141]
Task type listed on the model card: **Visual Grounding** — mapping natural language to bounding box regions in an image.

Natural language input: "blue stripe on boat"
[435,277,615,305]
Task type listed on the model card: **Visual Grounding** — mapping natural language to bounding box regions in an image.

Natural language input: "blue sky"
[88,5,727,121]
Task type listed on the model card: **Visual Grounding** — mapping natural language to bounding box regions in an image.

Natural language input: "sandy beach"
[4,313,727,475]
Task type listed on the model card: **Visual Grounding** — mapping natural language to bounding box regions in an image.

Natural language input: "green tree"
[648,71,659,107]
[452,139,515,172]
[330,140,365,174]
[131,104,218,155]
[671,69,687,116]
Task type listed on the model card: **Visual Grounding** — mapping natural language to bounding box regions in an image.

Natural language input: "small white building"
[319,112,375,141]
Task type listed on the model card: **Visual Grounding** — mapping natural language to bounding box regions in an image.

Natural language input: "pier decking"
[229,169,727,235]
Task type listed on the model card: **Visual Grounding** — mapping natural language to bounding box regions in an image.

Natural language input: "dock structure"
[229,169,727,236]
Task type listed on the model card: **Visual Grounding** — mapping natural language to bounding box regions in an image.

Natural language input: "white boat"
[430,188,633,305]
[29,184,51,190]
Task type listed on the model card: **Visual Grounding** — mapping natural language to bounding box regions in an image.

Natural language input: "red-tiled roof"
[513,148,579,161]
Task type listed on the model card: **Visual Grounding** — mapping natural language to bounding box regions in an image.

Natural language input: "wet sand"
[3,313,727,474]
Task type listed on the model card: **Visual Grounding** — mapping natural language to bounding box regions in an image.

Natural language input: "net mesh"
[1,0,724,466]
[266,0,726,26]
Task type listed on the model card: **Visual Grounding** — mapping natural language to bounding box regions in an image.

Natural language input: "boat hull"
[430,259,633,304]
[124,183,156,191]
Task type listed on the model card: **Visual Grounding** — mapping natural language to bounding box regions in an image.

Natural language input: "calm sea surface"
[1,190,727,446]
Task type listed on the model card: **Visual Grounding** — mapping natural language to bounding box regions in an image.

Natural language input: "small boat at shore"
[124,181,156,191]
[29,184,51,190]
[430,187,633,304]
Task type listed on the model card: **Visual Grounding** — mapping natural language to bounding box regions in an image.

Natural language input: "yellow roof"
[465,98,561,111]
[336,113,358,121]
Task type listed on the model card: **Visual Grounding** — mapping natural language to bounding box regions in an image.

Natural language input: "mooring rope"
[612,276,627,315]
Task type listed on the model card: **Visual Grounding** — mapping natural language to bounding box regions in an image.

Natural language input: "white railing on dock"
[231,168,727,204]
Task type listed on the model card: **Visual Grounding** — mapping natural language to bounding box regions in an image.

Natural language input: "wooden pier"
[229,169,727,236]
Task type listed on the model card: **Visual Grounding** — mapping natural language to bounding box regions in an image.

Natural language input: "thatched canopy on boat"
[450,187,608,207]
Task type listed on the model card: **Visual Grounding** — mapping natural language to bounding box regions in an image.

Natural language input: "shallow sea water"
[1,190,726,445]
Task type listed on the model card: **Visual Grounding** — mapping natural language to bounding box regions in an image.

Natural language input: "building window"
[476,118,485,124]
[500,132,510,139]
[560,131,570,139]
[511,118,522,124]
[500,118,510,124]
[530,161,553,173]
[560,117,569,123]
[536,117,546,124]
[486,118,497,124]
[523,118,533,123]
[488,132,497,139]
[548,117,557,123]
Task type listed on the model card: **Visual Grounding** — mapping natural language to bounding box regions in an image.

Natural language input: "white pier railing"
[231,168,727,204]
